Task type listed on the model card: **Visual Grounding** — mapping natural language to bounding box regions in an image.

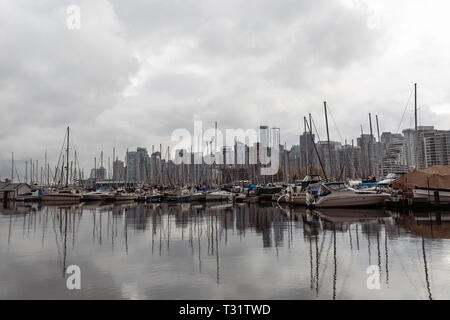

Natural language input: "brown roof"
[392,165,450,191]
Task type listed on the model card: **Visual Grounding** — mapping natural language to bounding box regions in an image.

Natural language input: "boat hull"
[287,193,307,205]
[41,194,81,203]
[147,195,164,203]
[413,187,450,203]
[191,194,206,202]
[82,194,103,201]
[205,194,231,202]
[114,195,137,201]
[312,193,390,208]
[166,195,191,203]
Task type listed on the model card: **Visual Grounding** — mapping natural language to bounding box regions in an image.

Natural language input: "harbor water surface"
[1,202,449,299]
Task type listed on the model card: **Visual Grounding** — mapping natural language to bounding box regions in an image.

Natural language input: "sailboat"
[41,127,82,204]
[205,190,233,202]
[165,187,191,202]
[41,189,82,203]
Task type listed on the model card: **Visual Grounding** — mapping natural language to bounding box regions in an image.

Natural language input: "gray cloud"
[1,0,450,178]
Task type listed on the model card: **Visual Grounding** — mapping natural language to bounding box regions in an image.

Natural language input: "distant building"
[424,130,450,167]
[357,134,376,177]
[112,159,125,181]
[90,167,106,180]
[127,147,151,183]
[259,126,270,147]
[380,133,408,176]
[299,131,316,169]
[271,127,280,148]
[317,141,341,179]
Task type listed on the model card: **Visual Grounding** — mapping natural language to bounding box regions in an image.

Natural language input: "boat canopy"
[393,165,450,192]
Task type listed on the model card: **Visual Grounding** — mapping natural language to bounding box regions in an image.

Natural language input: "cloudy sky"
[1,0,450,179]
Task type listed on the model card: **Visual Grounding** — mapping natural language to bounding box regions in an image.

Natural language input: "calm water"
[1,201,449,300]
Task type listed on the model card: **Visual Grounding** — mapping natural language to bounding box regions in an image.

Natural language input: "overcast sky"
[1,0,450,179]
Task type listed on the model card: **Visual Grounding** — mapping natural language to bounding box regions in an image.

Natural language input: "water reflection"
[1,201,449,299]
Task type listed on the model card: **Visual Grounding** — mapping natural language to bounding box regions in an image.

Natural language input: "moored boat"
[113,190,138,201]
[413,186,450,203]
[41,189,82,203]
[82,191,103,201]
[165,188,191,203]
[306,182,390,208]
[205,190,232,202]
[191,192,206,202]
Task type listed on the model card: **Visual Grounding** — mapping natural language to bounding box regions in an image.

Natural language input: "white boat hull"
[206,192,232,201]
[313,192,390,208]
[114,195,138,201]
[413,188,450,202]
[82,194,103,201]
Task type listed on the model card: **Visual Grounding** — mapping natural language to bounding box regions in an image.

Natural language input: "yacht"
[306,182,390,208]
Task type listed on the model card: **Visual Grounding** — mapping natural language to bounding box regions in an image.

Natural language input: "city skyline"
[2,1,450,178]
[4,121,450,184]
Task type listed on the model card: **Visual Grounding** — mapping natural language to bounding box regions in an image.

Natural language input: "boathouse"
[0,183,32,201]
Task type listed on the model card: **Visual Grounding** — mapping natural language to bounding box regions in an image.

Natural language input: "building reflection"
[3,202,450,300]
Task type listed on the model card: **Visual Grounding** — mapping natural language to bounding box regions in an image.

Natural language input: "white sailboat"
[205,190,232,202]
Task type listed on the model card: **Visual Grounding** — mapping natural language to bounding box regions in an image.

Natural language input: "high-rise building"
[90,167,106,180]
[424,130,450,167]
[357,134,376,177]
[112,159,125,181]
[380,133,408,176]
[271,127,280,148]
[126,147,151,183]
[299,131,315,169]
[317,141,341,179]
[259,126,270,147]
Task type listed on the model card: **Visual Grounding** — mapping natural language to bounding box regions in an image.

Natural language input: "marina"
[2,1,450,304]
[1,201,448,299]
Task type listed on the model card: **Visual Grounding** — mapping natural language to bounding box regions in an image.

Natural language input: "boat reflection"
[1,202,446,299]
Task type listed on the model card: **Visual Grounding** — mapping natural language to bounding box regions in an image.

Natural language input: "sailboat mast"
[369,113,374,177]
[324,101,333,180]
[414,83,418,171]
[45,149,47,186]
[11,152,14,182]
[376,115,382,177]
[66,126,69,187]
[304,117,309,175]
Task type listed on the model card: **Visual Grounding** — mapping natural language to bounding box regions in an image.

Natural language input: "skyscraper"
[259,126,269,147]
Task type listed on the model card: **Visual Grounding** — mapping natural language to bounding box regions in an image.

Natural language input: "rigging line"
[327,104,354,175]
[396,86,415,134]
[327,104,344,145]
[14,161,21,183]
[53,129,68,184]
[311,117,322,143]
